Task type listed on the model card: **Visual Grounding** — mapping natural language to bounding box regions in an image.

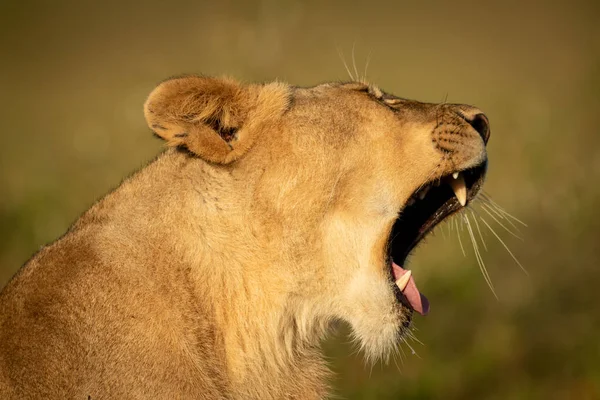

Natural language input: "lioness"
[0,75,490,399]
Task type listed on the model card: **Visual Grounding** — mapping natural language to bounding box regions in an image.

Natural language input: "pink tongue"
[392,262,430,316]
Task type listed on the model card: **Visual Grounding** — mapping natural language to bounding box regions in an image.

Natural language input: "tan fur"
[0,76,489,399]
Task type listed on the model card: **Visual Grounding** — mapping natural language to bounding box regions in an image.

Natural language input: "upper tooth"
[395,270,412,291]
[452,172,459,179]
[418,186,430,199]
[449,173,467,206]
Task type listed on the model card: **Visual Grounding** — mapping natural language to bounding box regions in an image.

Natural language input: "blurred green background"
[1,0,599,398]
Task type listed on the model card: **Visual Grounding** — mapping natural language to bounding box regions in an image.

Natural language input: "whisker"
[440,222,447,240]
[351,43,360,83]
[392,350,403,372]
[406,330,425,346]
[478,198,508,219]
[336,47,355,81]
[479,204,524,241]
[362,50,372,83]
[397,339,407,361]
[477,198,524,235]
[443,220,450,241]
[481,192,528,227]
[465,214,498,299]
[455,218,466,256]
[479,201,524,236]
[479,217,529,276]
[468,208,487,251]
[401,337,421,359]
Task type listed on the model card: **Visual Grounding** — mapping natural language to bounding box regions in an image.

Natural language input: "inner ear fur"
[144,75,290,164]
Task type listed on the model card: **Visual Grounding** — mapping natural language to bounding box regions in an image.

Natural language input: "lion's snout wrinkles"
[429,104,490,171]
[0,76,490,399]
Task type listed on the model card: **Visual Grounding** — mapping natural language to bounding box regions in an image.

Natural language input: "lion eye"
[357,84,405,108]
[382,97,402,106]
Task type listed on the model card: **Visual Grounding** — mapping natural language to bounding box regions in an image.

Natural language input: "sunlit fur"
[0,75,488,399]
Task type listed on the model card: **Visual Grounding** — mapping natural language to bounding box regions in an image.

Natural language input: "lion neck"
[155,150,333,397]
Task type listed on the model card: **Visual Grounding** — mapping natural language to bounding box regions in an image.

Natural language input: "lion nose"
[469,113,490,144]
[458,108,490,144]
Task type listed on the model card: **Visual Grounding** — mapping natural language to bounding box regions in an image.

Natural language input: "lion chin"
[0,75,490,399]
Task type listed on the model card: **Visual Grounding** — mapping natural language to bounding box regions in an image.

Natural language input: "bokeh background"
[1,0,599,398]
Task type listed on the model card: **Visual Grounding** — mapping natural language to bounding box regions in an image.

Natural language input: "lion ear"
[144,75,289,164]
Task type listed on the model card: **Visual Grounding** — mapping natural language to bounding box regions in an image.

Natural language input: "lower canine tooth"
[395,270,412,291]
[449,173,467,206]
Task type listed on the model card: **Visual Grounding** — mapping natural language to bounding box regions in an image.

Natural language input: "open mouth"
[387,161,488,315]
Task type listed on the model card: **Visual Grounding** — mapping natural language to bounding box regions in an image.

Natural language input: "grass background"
[1,0,599,398]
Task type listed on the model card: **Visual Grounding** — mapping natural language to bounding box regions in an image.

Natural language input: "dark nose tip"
[455,107,491,144]
[469,113,490,144]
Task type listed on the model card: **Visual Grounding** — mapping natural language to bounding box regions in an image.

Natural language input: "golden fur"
[0,75,488,399]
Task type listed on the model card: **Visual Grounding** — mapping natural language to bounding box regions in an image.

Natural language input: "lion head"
[144,75,490,365]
